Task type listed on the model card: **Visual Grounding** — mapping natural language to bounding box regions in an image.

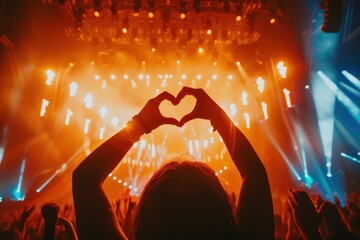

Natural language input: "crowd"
[1,190,359,239]
[1,87,359,240]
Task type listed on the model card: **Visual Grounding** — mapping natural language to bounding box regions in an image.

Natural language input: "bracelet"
[132,114,151,134]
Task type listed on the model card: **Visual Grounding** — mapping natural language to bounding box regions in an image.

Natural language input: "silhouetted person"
[72,87,274,239]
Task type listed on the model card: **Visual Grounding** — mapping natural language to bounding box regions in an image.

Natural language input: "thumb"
[179,112,197,127]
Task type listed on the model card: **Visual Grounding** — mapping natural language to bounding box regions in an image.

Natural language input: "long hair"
[133,160,237,239]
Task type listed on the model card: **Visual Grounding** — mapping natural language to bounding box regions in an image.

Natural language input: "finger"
[288,197,297,210]
[298,191,313,207]
[290,190,302,204]
[176,86,197,103]
[288,189,299,205]
[179,111,198,126]
[153,91,176,105]
[162,117,180,126]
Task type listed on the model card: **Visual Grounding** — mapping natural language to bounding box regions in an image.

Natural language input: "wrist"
[124,116,147,142]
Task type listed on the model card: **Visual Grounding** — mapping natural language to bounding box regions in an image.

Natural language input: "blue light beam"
[340,152,360,164]
[342,70,360,91]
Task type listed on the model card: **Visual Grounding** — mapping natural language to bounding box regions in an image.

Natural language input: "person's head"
[134,160,237,239]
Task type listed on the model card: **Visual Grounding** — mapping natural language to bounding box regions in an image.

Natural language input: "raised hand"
[137,91,180,132]
[288,189,322,240]
[176,87,222,126]
[333,194,341,207]
[21,205,35,222]
[41,203,60,225]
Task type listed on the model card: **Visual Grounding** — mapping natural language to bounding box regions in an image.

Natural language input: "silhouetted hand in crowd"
[18,205,35,233]
[41,203,60,240]
[288,189,322,240]
[58,216,78,240]
[334,194,341,207]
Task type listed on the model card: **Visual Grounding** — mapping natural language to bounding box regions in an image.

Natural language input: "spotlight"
[235,0,243,20]
[122,17,129,33]
[148,0,155,18]
[179,1,187,19]
[93,0,102,17]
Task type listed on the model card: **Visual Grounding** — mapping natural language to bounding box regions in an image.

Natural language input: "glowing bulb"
[230,103,237,116]
[241,91,248,105]
[212,74,218,80]
[180,13,186,19]
[270,18,276,24]
[244,112,250,129]
[203,140,208,148]
[65,109,73,125]
[99,107,108,119]
[148,12,154,18]
[110,74,116,80]
[276,61,287,78]
[151,47,156,52]
[122,28,127,33]
[206,29,212,35]
[111,116,119,126]
[99,126,105,140]
[140,139,146,149]
[198,47,204,53]
[69,82,78,97]
[228,75,233,80]
[94,11,100,17]
[123,74,129,80]
[256,77,265,93]
[84,119,91,134]
[181,74,186,79]
[196,74,202,80]
[94,75,100,80]
[236,61,240,66]
[84,93,94,109]
[236,15,241,22]
[176,60,181,64]
[261,102,268,120]
[40,99,49,117]
[45,69,55,85]
[283,88,292,108]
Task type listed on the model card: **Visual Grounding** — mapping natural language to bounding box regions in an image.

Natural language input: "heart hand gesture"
[137,91,180,132]
[176,87,222,127]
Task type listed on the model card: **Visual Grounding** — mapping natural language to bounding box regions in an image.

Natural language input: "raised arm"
[178,87,274,239]
[72,92,178,240]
